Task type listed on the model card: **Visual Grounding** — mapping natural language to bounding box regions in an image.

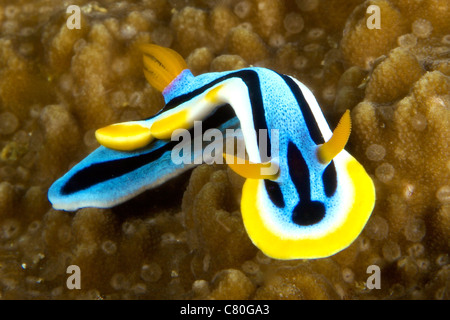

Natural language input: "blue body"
[48,66,375,259]
[49,67,336,221]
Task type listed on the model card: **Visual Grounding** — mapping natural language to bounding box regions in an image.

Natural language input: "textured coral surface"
[0,0,448,299]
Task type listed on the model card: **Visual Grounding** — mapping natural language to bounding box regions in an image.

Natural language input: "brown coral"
[365,47,424,103]
[182,165,257,278]
[341,0,408,69]
[0,0,448,300]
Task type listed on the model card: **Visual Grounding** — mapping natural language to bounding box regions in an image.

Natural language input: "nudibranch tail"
[317,109,352,164]
[140,44,187,92]
[95,122,153,151]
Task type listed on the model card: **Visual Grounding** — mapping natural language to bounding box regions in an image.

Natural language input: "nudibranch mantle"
[162,69,195,103]
[48,45,375,260]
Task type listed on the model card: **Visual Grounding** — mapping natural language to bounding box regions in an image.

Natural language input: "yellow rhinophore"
[140,44,187,92]
[95,122,153,151]
[317,110,352,164]
[150,109,191,140]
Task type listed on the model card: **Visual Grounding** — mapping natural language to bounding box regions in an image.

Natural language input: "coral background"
[0,0,448,299]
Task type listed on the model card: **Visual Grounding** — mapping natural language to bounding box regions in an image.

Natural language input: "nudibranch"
[48,44,375,260]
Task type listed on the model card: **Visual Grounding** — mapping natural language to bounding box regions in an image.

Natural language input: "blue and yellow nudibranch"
[48,44,375,260]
